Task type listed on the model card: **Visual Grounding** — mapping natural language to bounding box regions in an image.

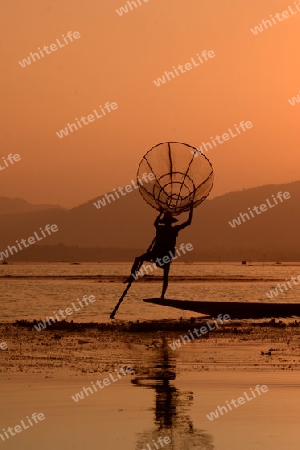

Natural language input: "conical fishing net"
[137,142,213,215]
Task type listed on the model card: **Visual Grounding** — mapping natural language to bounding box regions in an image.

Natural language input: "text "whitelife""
[18,31,81,68]
[0,224,59,261]
[228,191,291,228]
[0,412,45,442]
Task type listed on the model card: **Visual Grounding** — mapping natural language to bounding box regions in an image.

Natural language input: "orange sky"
[1,0,300,208]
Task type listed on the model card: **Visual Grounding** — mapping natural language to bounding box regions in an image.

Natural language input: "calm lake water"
[1,262,300,322]
[1,348,299,450]
[1,263,300,450]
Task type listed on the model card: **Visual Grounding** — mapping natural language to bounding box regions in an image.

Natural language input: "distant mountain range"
[0,197,63,216]
[1,181,299,261]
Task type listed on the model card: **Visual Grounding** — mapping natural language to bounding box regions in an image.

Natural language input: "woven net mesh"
[137,142,213,215]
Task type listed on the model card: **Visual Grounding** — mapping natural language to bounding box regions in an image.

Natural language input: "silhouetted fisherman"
[124,205,193,299]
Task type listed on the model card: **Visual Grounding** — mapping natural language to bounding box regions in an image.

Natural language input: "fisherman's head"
[162,211,178,225]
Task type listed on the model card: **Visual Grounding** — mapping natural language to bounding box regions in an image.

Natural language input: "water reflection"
[132,337,214,450]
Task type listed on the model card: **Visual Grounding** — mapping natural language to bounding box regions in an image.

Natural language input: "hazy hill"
[0,197,63,216]
[0,181,299,261]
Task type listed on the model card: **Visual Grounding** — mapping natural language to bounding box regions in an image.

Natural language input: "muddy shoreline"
[0,319,299,376]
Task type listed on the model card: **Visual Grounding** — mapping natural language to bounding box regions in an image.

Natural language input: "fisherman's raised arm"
[176,204,193,230]
[154,210,164,227]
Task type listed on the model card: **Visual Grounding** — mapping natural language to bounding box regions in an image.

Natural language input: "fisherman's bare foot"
[123,275,134,284]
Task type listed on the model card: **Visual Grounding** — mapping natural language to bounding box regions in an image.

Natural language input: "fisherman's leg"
[131,254,146,273]
[124,253,150,283]
[161,264,170,299]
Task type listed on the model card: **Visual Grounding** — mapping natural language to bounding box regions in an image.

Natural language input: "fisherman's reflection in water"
[132,338,214,450]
